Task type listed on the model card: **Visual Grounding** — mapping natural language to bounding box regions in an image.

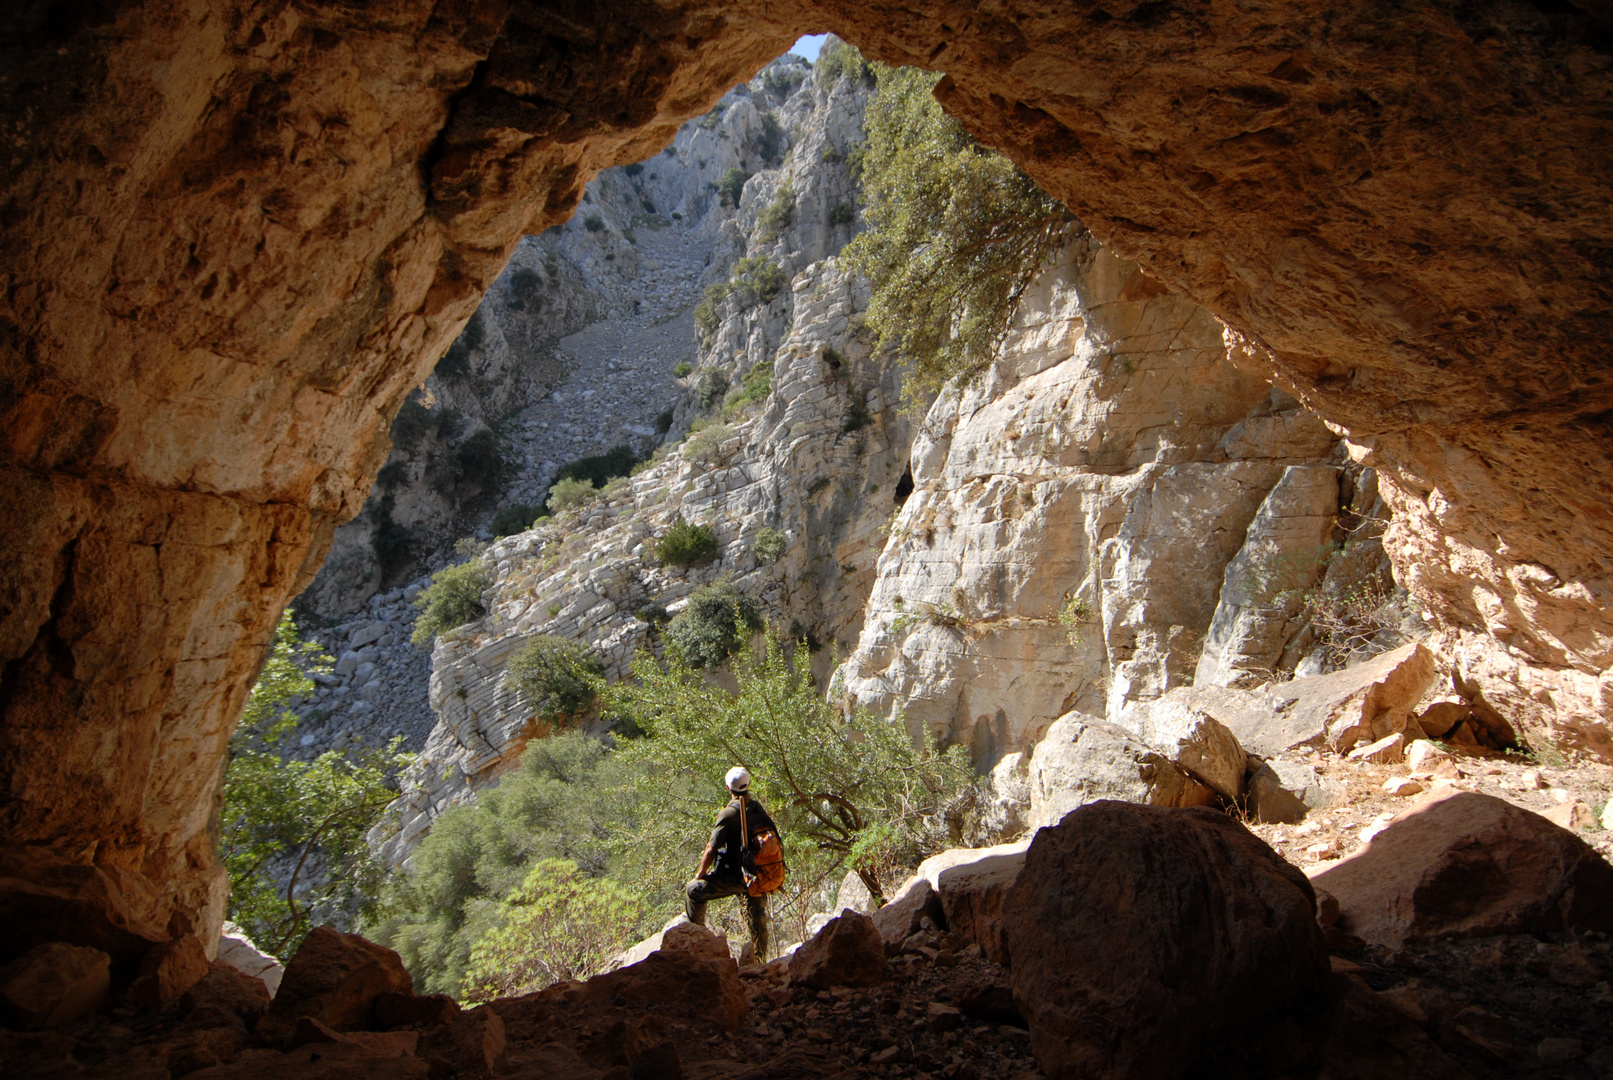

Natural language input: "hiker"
[686,766,776,960]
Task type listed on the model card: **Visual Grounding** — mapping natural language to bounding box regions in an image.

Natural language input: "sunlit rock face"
[2,0,1609,950]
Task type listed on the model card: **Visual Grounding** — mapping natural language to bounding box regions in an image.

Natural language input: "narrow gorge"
[3,4,1613,1079]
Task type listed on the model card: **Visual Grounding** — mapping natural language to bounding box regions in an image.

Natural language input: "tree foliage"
[607,628,977,903]
[460,859,649,1003]
[222,612,410,956]
[508,634,605,723]
[655,515,720,569]
[842,65,1070,399]
[411,557,492,646]
[662,581,761,669]
[546,476,598,514]
[367,733,646,996]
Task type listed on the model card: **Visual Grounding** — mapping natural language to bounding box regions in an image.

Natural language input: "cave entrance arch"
[2,0,1609,959]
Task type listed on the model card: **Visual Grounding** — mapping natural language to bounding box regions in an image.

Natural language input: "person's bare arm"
[696,845,715,879]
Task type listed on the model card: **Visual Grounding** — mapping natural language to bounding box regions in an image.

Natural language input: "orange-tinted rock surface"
[2,0,1610,949]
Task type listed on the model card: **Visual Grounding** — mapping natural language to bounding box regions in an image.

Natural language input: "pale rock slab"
[1027,712,1215,830]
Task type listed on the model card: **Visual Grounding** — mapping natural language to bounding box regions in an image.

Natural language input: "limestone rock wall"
[839,235,1358,767]
[4,0,1611,955]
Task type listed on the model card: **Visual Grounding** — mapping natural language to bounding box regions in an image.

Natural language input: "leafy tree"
[222,612,410,956]
[508,634,605,723]
[607,628,977,903]
[490,503,544,538]
[717,167,748,207]
[754,181,795,243]
[366,733,645,995]
[554,444,640,490]
[411,557,492,646]
[547,476,598,514]
[752,526,787,565]
[842,64,1070,399]
[816,36,873,86]
[655,515,720,569]
[460,859,650,1002]
[660,580,762,669]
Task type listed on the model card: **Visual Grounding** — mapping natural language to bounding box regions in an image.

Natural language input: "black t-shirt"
[708,795,776,874]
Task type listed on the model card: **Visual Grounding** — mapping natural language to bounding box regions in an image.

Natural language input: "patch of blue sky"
[788,34,828,62]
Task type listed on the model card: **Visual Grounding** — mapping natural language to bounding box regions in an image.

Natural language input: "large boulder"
[1311,791,1613,948]
[789,910,886,989]
[574,921,747,1032]
[125,932,211,1007]
[1133,698,1248,801]
[1156,643,1439,758]
[217,921,284,996]
[870,876,946,954]
[1027,713,1215,829]
[1246,757,1337,824]
[1003,802,1330,1079]
[0,847,169,963]
[256,926,414,1045]
[0,942,110,1029]
[920,841,1031,965]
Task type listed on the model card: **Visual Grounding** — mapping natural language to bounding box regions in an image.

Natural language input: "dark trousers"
[686,870,768,960]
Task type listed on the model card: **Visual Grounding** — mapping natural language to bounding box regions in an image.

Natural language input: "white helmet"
[725,766,751,793]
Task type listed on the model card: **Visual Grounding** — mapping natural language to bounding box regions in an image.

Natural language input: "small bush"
[754,182,794,243]
[757,111,785,164]
[507,635,605,722]
[583,215,605,232]
[635,603,671,627]
[722,362,773,418]
[547,477,598,514]
[843,388,872,433]
[683,422,732,465]
[663,581,763,668]
[697,370,730,411]
[624,162,645,177]
[411,558,492,646]
[693,258,785,342]
[816,37,872,86]
[844,142,867,184]
[829,203,855,226]
[491,503,544,538]
[1058,596,1094,649]
[717,167,747,207]
[673,362,692,378]
[655,408,675,436]
[656,515,719,568]
[391,394,435,450]
[753,527,787,565]
[555,445,639,490]
[822,145,843,163]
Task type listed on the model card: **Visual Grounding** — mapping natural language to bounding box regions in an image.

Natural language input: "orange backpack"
[739,797,787,897]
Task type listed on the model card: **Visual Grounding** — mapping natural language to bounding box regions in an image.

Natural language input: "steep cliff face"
[4,0,1611,957]
[838,235,1398,773]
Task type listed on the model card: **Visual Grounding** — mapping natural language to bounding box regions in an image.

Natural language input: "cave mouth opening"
[1,0,1609,977]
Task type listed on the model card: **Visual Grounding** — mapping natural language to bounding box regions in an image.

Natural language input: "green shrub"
[673,362,691,378]
[757,110,784,164]
[609,625,976,900]
[843,388,873,433]
[655,515,719,568]
[682,422,731,465]
[367,734,647,996]
[624,162,644,177]
[437,310,484,381]
[224,613,408,955]
[460,858,648,1002]
[661,581,762,668]
[822,145,843,163]
[722,362,773,418]
[717,167,747,207]
[654,408,675,436]
[697,370,730,411]
[754,181,794,243]
[843,64,1069,398]
[816,36,872,86]
[411,557,493,646]
[507,634,605,722]
[828,203,855,226]
[583,214,605,232]
[752,526,787,565]
[555,444,639,490]
[375,460,409,490]
[491,503,544,538]
[728,257,786,306]
[547,476,598,514]
[391,394,435,450]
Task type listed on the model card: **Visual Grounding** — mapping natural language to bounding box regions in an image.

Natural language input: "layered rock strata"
[4,0,1612,956]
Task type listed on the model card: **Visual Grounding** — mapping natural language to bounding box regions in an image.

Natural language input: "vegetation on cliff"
[843,64,1069,398]
[223,613,410,955]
